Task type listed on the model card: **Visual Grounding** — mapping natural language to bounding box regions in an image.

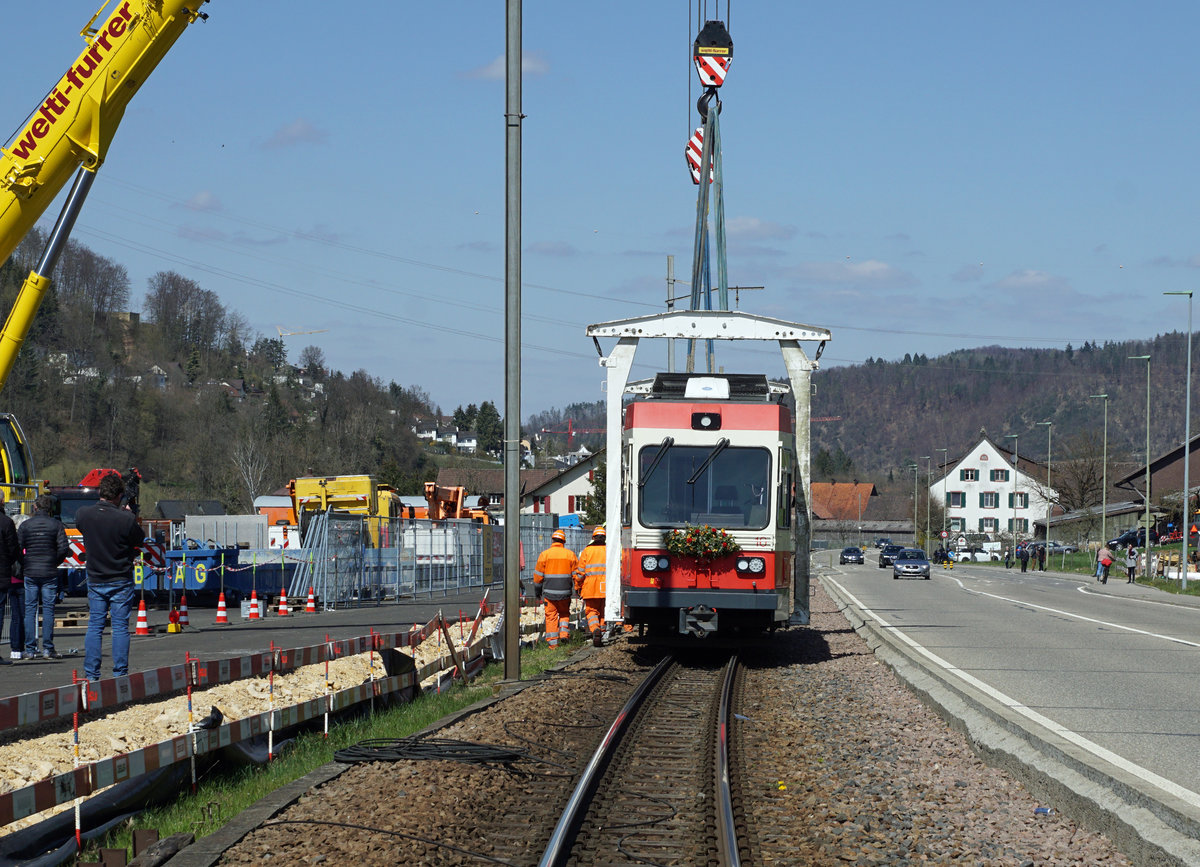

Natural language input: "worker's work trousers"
[582,598,605,633]
[543,598,571,647]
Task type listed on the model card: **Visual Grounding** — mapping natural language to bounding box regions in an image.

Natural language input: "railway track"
[540,653,748,867]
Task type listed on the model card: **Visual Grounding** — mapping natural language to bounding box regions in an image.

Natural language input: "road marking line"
[825,576,1200,810]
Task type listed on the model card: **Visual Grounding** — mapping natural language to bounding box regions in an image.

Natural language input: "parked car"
[1108,528,1145,549]
[873,537,893,549]
[1045,541,1078,554]
[955,547,998,562]
[878,543,905,568]
[893,548,931,580]
[840,546,865,565]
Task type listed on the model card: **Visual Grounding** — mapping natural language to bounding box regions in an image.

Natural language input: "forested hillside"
[0,231,433,509]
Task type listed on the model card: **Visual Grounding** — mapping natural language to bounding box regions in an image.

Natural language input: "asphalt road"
[822,557,1200,816]
[0,585,503,697]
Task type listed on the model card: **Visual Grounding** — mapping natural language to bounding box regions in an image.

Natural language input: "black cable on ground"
[333,736,528,766]
[261,819,518,866]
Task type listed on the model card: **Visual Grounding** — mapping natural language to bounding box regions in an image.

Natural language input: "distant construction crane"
[277,326,328,338]
[539,419,603,451]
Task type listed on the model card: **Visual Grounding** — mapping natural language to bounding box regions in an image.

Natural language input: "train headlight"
[642,555,670,572]
[736,557,766,574]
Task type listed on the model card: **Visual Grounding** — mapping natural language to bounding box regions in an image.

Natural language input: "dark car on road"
[893,548,931,580]
[840,546,864,565]
[874,537,893,549]
[878,543,905,568]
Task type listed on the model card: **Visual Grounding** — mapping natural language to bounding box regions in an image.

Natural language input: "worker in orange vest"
[533,529,577,648]
[574,526,607,640]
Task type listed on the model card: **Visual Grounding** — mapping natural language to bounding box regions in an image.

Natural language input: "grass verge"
[80,639,579,861]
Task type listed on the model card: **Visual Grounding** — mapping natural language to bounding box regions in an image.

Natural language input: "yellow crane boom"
[0,0,210,391]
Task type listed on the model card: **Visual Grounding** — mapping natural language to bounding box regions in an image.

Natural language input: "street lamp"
[1037,421,1052,565]
[1164,290,1192,588]
[920,455,931,550]
[909,463,919,547]
[936,447,948,544]
[1129,355,1151,579]
[1004,433,1019,549]
[1091,393,1109,548]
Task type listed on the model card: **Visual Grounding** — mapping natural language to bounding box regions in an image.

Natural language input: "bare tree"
[231,426,272,509]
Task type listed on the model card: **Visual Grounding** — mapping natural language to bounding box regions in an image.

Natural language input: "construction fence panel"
[287,513,589,607]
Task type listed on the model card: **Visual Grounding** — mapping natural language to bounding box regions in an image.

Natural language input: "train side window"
[622,444,632,525]
[777,450,794,529]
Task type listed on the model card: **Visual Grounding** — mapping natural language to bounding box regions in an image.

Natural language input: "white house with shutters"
[931,433,1057,544]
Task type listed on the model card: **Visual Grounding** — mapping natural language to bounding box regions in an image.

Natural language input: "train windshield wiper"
[638,436,675,488]
[686,437,729,485]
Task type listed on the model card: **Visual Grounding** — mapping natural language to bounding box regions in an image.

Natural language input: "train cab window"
[637,444,771,530]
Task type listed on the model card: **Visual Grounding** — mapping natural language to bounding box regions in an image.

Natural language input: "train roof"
[640,373,790,402]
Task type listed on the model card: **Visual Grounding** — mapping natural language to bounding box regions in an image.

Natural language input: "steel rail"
[714,655,741,866]
[537,655,673,867]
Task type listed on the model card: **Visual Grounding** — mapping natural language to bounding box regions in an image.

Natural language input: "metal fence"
[287,512,591,608]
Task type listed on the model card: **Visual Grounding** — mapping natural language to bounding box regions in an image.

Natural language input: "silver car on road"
[893,548,931,580]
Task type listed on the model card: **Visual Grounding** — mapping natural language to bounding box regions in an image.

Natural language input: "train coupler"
[679,605,718,638]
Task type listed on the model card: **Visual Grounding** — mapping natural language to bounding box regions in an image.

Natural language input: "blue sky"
[4,3,1198,418]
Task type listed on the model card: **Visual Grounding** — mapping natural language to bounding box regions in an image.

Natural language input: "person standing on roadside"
[1124,544,1138,584]
[1018,544,1029,573]
[1096,544,1114,585]
[532,529,577,649]
[18,494,69,660]
[0,491,22,662]
[76,474,144,681]
[1038,544,1047,572]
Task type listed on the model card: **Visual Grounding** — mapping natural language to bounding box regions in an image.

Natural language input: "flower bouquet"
[663,524,742,564]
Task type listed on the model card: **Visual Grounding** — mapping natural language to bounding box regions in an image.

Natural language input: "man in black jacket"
[19,494,69,660]
[0,491,21,664]
[76,474,144,681]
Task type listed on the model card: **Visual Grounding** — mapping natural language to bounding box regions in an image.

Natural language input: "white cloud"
[784,259,916,288]
[725,216,796,241]
[263,119,326,149]
[179,191,221,212]
[464,53,549,81]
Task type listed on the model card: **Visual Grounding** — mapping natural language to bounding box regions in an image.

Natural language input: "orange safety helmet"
[551,529,566,543]
[592,525,606,538]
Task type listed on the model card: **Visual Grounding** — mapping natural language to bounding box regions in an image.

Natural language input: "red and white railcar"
[621,373,796,637]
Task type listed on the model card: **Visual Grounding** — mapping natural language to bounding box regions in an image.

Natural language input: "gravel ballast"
[205,582,1133,866]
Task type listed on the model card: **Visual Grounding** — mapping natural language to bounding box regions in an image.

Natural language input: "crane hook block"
[693,20,733,87]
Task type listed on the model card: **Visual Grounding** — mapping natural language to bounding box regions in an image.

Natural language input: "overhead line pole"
[502,0,522,678]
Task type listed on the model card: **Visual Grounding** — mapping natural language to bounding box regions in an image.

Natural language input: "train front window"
[638,444,771,529]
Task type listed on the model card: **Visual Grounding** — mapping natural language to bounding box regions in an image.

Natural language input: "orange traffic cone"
[278,589,290,617]
[135,599,151,635]
[215,592,229,625]
[178,593,190,627]
[249,590,260,621]
[305,587,316,614]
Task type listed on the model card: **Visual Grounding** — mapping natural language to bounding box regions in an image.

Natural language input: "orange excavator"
[416,483,494,523]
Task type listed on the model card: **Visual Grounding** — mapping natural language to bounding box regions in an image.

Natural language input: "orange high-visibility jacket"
[533,542,577,601]
[574,540,606,599]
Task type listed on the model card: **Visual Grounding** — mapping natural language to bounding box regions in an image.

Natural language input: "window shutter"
[960,469,966,481]
[1008,493,1013,508]
[945,492,951,507]
[979,493,985,508]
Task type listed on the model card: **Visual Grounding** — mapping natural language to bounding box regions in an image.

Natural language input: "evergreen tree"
[475,401,502,454]
[582,462,606,525]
